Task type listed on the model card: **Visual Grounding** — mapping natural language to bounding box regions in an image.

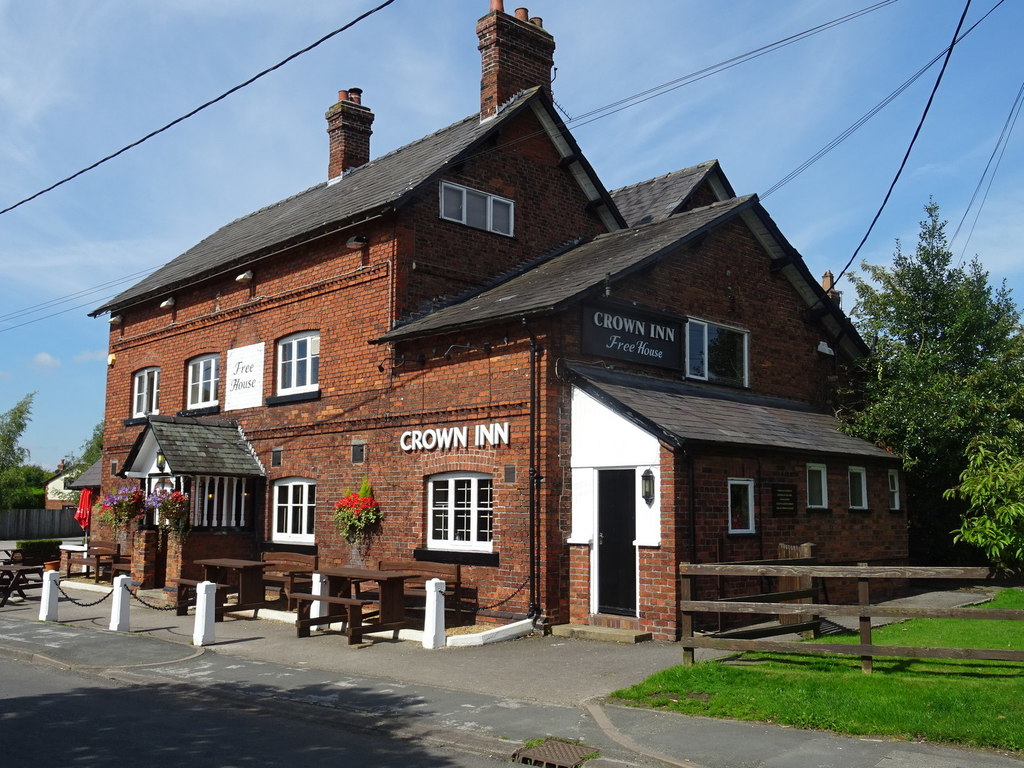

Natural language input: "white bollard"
[193,580,217,646]
[38,570,60,622]
[108,574,132,632]
[310,572,329,629]
[422,578,447,650]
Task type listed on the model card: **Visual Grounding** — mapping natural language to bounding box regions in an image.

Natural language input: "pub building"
[89,2,906,640]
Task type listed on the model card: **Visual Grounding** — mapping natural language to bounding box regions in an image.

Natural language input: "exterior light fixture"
[235,270,253,283]
[346,234,369,250]
[155,451,166,473]
[641,468,655,507]
[160,297,175,309]
[108,314,123,325]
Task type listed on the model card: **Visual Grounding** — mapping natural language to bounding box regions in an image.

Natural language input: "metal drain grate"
[512,739,598,767]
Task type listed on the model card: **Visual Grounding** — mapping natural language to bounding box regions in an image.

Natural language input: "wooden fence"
[0,508,82,540]
[679,562,1023,673]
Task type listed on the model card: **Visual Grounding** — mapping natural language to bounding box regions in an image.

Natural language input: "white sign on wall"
[224,342,265,411]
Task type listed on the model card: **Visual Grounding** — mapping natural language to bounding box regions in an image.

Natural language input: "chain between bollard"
[55,582,114,607]
[127,584,187,612]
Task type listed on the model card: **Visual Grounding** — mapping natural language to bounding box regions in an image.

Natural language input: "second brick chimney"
[477,2,555,119]
[326,87,374,179]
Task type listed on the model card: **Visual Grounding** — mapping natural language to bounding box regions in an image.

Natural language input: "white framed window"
[187,354,219,408]
[440,181,514,236]
[132,367,160,417]
[806,463,828,509]
[277,331,320,395]
[686,319,748,386]
[192,476,252,529]
[728,478,755,534]
[272,477,316,543]
[848,466,868,510]
[428,472,493,552]
[887,469,900,510]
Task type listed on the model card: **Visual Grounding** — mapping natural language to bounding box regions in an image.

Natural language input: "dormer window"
[440,181,514,236]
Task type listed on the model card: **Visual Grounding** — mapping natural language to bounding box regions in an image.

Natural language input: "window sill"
[848,507,873,514]
[177,405,220,417]
[726,531,758,538]
[805,507,832,514]
[414,547,498,567]
[266,390,321,407]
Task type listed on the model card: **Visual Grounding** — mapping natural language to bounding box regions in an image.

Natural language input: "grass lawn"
[611,588,1024,752]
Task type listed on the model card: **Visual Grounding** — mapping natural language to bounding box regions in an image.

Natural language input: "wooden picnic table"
[0,564,44,607]
[194,558,269,617]
[292,567,417,644]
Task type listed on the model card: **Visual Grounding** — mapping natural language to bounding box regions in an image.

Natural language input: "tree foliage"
[843,200,1024,563]
[0,393,35,473]
[63,420,104,481]
[0,464,48,510]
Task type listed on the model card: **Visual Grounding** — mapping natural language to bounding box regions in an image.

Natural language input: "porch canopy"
[567,363,894,459]
[121,415,265,480]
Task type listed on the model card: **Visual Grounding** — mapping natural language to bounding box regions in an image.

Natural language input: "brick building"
[89,2,905,640]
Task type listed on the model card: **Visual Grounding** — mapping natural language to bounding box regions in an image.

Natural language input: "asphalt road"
[0,656,512,767]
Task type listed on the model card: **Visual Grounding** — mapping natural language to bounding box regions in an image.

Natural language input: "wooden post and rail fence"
[679,556,1023,673]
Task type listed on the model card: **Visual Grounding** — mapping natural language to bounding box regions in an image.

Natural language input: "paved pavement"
[0,562,1019,768]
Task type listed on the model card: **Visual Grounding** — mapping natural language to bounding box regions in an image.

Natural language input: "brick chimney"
[477,2,555,119]
[821,270,842,308]
[326,87,374,179]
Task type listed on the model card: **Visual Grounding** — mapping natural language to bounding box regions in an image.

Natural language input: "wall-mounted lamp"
[159,297,176,309]
[641,468,655,507]
[235,270,253,283]
[345,234,369,250]
[816,341,835,356]
[108,314,123,326]
[155,451,166,473]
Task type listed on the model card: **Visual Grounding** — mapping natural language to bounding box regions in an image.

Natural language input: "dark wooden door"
[597,469,636,615]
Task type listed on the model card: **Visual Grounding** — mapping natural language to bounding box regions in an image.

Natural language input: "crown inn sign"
[582,303,684,370]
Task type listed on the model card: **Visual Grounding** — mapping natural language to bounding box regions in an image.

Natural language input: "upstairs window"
[277,332,320,395]
[687,319,748,387]
[848,466,868,510]
[440,181,514,236]
[428,472,493,552]
[187,354,219,408]
[132,367,160,417]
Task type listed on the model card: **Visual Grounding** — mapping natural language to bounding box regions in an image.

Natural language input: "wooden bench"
[167,578,238,620]
[67,540,120,583]
[261,551,317,609]
[290,592,377,644]
[373,560,464,624]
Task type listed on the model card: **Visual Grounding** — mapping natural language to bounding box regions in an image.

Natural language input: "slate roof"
[67,459,102,490]
[128,416,265,477]
[93,90,587,316]
[378,195,755,343]
[569,363,894,459]
[610,160,734,226]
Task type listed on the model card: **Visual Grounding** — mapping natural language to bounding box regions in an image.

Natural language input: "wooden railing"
[679,562,1023,673]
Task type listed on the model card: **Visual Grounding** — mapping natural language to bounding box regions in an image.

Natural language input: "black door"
[597,468,636,615]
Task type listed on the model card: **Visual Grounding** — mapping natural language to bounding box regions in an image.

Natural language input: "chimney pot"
[530,16,542,27]
[337,89,349,102]
[514,7,529,20]
[348,87,362,105]
[489,0,504,11]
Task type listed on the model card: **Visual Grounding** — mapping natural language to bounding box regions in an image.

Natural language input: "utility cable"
[833,0,973,285]
[0,0,398,218]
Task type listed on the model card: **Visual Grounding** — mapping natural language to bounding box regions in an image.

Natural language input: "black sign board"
[772,484,798,516]
[581,303,684,370]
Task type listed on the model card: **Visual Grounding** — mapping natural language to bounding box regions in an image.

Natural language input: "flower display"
[98,486,146,531]
[333,477,382,540]
[146,490,192,543]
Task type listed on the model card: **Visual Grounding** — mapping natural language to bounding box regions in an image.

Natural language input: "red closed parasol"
[75,487,93,531]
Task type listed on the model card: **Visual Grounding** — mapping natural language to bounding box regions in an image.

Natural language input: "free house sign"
[581,302,684,370]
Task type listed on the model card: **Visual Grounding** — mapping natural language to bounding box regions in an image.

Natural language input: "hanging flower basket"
[98,486,146,532]
[333,477,382,541]
[146,490,192,544]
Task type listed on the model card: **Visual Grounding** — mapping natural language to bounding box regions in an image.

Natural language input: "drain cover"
[512,739,598,767]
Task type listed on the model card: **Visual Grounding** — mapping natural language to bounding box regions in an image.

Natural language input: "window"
[686,319,748,386]
[192,476,252,529]
[278,332,320,395]
[806,463,828,509]
[132,367,160,417]
[428,472,493,551]
[887,469,900,510]
[187,354,219,408]
[440,181,514,236]
[272,478,316,543]
[848,466,868,510]
[728,478,755,533]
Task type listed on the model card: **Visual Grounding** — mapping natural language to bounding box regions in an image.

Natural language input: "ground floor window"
[806,463,828,509]
[273,477,315,544]
[193,476,253,529]
[728,478,755,533]
[848,466,867,510]
[428,472,493,551]
[888,469,901,510]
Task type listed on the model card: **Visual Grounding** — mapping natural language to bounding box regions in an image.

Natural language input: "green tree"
[63,420,104,481]
[843,200,1024,563]
[0,464,48,509]
[0,393,35,473]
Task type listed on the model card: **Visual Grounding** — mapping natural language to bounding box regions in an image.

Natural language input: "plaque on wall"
[581,302,684,370]
[772,484,798,516]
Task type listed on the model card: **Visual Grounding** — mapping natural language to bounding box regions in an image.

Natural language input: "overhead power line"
[0,0,398,218]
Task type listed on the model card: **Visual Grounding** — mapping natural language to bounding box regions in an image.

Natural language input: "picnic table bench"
[0,564,43,607]
[261,551,317,609]
[373,560,464,624]
[167,577,239,619]
[291,593,378,643]
[66,540,127,583]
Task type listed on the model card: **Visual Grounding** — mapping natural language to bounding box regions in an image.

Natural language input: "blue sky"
[1,0,1021,469]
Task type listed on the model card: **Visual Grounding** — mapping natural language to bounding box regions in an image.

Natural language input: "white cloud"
[32,352,61,370]
[73,350,107,363]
